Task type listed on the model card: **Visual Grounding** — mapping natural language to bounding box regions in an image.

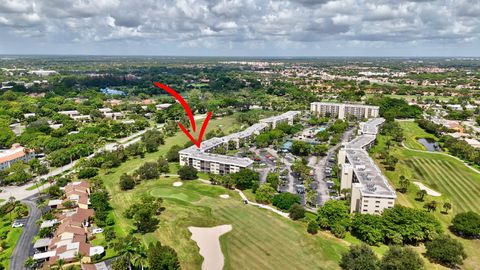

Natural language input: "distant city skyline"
[1,0,480,56]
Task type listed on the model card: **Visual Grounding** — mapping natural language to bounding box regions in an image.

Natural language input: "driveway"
[10,195,44,270]
[308,127,356,207]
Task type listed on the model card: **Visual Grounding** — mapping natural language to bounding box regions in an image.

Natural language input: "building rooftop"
[343,117,396,198]
[259,111,301,124]
[345,149,396,198]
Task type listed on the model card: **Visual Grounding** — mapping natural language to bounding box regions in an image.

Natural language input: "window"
[374,210,379,213]
[375,201,380,203]
[388,201,393,205]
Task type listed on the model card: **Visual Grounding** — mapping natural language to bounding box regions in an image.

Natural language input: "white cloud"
[0,0,479,55]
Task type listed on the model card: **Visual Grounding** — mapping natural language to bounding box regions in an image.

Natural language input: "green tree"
[157,156,170,174]
[317,200,351,229]
[119,173,135,190]
[424,200,438,212]
[288,203,305,220]
[442,202,452,214]
[291,140,312,156]
[254,183,276,204]
[147,241,181,270]
[0,126,15,148]
[166,145,182,162]
[425,235,467,267]
[266,172,280,190]
[113,235,143,270]
[339,244,379,270]
[272,193,301,210]
[399,175,410,193]
[177,165,198,180]
[451,211,480,238]
[231,169,259,190]
[307,220,319,234]
[134,208,159,234]
[78,167,98,179]
[380,246,424,270]
[136,162,160,180]
[416,190,427,201]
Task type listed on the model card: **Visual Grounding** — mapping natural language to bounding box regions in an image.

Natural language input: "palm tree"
[55,259,65,270]
[416,190,427,201]
[442,202,452,214]
[113,236,142,270]
[399,176,410,193]
[424,200,438,212]
[131,244,147,270]
[24,256,35,269]
[8,196,16,220]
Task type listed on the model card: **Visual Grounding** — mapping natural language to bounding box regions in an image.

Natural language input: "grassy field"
[97,114,354,269]
[397,121,438,150]
[0,208,23,269]
[372,122,480,269]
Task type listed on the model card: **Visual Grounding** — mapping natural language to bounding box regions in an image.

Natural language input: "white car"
[92,228,104,234]
[12,222,24,228]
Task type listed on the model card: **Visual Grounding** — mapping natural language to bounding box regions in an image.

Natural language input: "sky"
[1,0,480,57]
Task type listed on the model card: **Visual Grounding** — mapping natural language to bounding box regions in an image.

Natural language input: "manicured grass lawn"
[98,115,351,269]
[397,121,438,150]
[372,123,480,269]
[0,199,4,203]
[103,176,348,270]
[0,211,23,269]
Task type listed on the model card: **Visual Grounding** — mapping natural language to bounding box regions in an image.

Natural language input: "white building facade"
[310,102,379,120]
[338,118,396,214]
[179,111,300,175]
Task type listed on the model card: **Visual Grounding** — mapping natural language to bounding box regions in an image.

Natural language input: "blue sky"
[1,0,480,56]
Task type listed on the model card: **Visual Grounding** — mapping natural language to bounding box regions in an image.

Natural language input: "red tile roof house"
[0,143,35,170]
[34,181,104,267]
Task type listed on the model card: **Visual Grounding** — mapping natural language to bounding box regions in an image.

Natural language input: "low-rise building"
[35,181,103,266]
[0,144,35,170]
[310,102,379,120]
[58,110,80,118]
[338,118,396,214]
[179,111,299,174]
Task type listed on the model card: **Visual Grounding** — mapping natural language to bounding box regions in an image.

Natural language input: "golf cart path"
[197,179,289,218]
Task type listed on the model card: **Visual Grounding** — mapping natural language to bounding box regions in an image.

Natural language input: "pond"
[417,138,441,151]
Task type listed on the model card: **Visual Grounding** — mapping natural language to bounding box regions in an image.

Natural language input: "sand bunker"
[219,194,230,199]
[189,225,232,270]
[413,182,441,197]
[173,181,183,187]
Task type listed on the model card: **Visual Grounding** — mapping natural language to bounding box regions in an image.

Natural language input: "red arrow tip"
[178,112,213,148]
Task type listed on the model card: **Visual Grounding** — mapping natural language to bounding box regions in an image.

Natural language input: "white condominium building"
[338,118,396,214]
[179,111,300,175]
[310,102,379,120]
[0,143,35,170]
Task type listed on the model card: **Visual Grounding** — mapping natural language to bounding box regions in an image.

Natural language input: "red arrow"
[153,82,212,148]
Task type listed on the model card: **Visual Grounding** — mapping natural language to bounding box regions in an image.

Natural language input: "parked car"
[12,222,24,228]
[92,228,104,234]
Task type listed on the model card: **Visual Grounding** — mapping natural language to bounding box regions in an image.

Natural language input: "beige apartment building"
[179,111,300,175]
[338,118,396,214]
[310,102,379,120]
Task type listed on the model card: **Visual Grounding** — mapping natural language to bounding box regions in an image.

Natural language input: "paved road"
[10,196,43,270]
[0,122,172,205]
